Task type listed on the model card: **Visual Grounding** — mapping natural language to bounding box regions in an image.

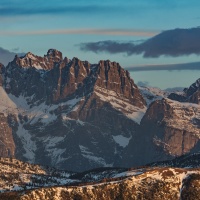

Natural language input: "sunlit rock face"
[0,49,200,172]
[0,50,147,171]
[121,83,200,168]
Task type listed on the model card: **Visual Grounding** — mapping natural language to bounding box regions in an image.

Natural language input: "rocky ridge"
[119,84,200,168]
[0,49,200,172]
[0,50,200,198]
[0,157,75,193]
[0,158,200,200]
[0,49,146,171]
[149,152,200,168]
[168,78,200,104]
[2,163,200,200]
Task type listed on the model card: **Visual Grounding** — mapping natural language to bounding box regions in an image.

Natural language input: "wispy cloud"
[0,0,187,17]
[0,0,175,17]
[126,62,200,71]
[0,47,25,65]
[79,40,137,54]
[79,27,200,57]
[0,29,159,37]
[0,5,109,17]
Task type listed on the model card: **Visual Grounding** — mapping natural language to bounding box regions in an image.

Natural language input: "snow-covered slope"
[139,86,169,106]
[95,86,146,124]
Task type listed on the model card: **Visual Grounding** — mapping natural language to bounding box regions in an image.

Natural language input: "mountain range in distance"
[0,49,200,198]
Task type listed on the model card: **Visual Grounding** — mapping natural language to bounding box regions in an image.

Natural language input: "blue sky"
[1,0,200,88]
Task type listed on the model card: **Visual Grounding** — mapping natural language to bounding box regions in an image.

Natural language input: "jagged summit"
[168,78,200,104]
[99,59,118,65]
[3,49,146,107]
[0,49,148,171]
[186,78,200,95]
[7,50,133,81]
[46,49,63,62]
[8,49,67,70]
[1,48,200,173]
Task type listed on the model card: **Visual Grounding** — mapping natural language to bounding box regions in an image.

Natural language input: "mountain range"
[0,49,199,174]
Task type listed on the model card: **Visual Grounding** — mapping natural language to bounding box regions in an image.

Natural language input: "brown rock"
[0,113,16,157]
[141,98,200,157]
[189,91,200,104]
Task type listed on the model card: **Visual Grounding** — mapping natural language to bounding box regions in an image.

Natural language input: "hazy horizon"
[131,70,200,89]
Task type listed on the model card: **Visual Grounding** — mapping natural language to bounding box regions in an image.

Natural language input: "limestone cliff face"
[119,82,200,169]
[0,50,146,171]
[0,49,200,172]
[4,50,70,104]
[15,49,63,70]
[4,50,145,108]
[140,98,200,157]
[95,60,145,107]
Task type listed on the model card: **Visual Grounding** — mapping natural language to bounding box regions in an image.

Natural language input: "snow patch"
[112,135,131,148]
[113,170,143,178]
[16,123,36,163]
[94,86,147,124]
[139,86,169,106]
[79,145,112,167]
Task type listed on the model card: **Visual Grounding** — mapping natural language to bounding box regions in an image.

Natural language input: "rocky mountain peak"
[168,78,200,104]
[0,50,149,172]
[8,49,68,71]
[186,78,200,96]
[26,51,36,58]
[98,60,121,71]
[20,51,38,60]
[95,59,146,108]
[46,49,63,60]
[71,57,85,67]
[1,48,200,174]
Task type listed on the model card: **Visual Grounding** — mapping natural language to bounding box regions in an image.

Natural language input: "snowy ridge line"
[139,85,170,106]
[94,86,147,124]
